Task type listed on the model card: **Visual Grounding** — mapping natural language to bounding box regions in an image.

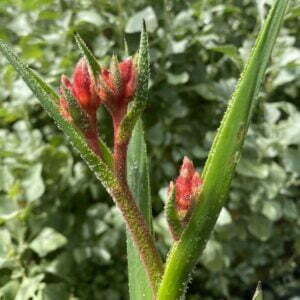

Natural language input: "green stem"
[112,182,164,294]
[157,1,289,299]
[113,116,164,294]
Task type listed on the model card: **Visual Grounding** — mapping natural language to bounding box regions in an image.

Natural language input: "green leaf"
[0,281,20,300]
[209,44,243,67]
[74,33,102,82]
[248,215,272,241]
[76,10,104,27]
[28,68,59,103]
[126,119,153,300]
[262,200,282,221]
[201,240,225,272]
[125,6,158,33]
[165,183,183,240]
[41,284,70,300]
[15,275,44,300]
[166,72,189,85]
[23,163,45,202]
[29,227,67,257]
[157,1,290,298]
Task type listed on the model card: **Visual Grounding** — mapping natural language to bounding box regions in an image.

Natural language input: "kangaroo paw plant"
[0,0,290,299]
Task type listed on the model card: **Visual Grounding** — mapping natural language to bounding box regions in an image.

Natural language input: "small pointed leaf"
[110,54,122,91]
[74,33,101,82]
[118,24,149,142]
[165,183,183,240]
[61,85,89,129]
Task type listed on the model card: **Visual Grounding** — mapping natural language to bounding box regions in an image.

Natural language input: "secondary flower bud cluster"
[173,157,203,217]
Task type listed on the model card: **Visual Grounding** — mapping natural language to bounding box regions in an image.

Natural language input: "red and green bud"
[174,157,203,216]
[98,57,136,127]
[58,58,102,157]
[60,58,101,114]
[165,157,202,240]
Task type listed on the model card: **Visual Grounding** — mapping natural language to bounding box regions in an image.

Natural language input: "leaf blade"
[157,1,290,298]
[74,33,102,81]
[126,119,153,300]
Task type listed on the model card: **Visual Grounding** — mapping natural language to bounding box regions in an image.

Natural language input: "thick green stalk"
[157,1,289,299]
[113,120,164,293]
[112,180,164,294]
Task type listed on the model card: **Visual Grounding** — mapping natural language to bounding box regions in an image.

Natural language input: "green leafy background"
[0,0,299,299]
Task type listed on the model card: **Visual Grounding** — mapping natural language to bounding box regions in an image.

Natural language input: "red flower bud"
[59,58,101,116]
[98,57,136,121]
[58,58,102,157]
[72,58,100,111]
[175,157,203,214]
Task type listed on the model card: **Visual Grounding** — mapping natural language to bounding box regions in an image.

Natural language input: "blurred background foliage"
[0,0,299,299]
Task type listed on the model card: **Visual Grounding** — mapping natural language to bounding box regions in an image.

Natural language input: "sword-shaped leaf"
[157,1,290,298]
[126,119,153,300]
[74,33,101,82]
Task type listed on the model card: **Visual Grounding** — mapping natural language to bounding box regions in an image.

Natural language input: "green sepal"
[61,85,89,131]
[110,54,122,91]
[124,37,129,58]
[99,75,114,101]
[118,22,149,142]
[165,182,183,241]
[74,33,101,83]
[135,20,149,107]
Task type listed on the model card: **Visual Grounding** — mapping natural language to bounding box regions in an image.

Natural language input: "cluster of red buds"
[59,55,137,158]
[166,157,203,239]
[99,57,136,131]
[173,156,202,217]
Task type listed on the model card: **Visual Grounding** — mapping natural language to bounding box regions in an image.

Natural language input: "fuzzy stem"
[113,107,128,183]
[112,110,164,293]
[115,182,164,293]
[114,136,128,183]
